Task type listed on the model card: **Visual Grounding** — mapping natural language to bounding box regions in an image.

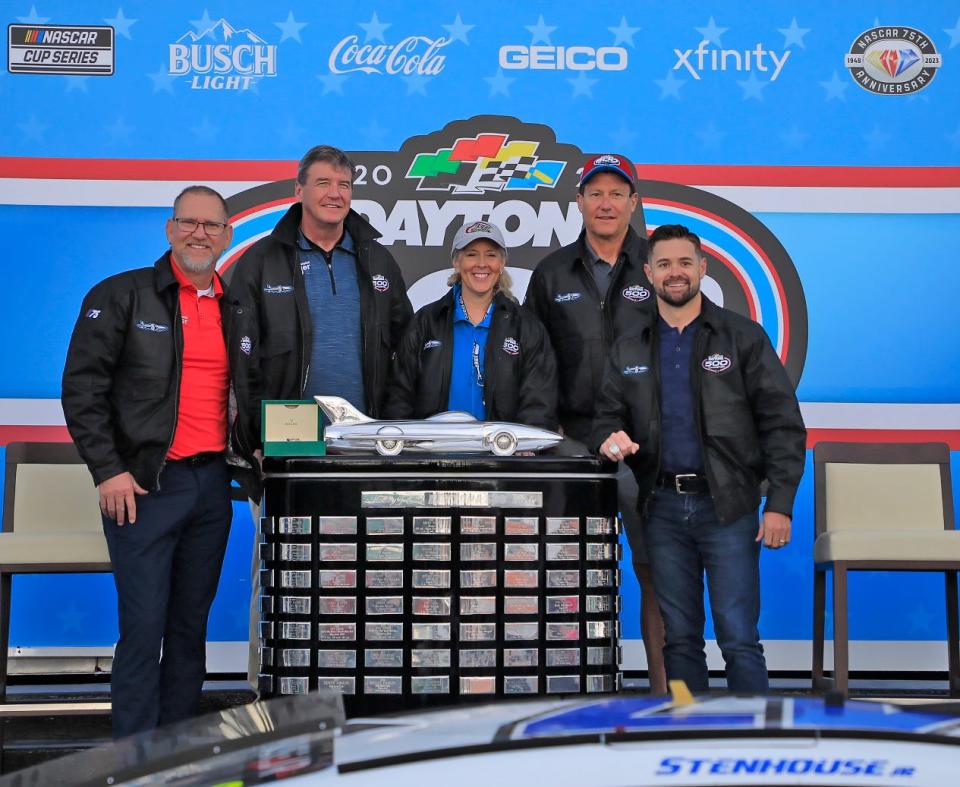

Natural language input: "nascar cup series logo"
[220,115,808,386]
[844,26,941,94]
[168,17,277,90]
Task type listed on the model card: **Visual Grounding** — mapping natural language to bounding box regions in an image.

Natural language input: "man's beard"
[657,277,700,307]
[175,251,217,274]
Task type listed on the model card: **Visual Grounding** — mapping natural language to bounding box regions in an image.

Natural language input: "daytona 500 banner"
[1,1,958,672]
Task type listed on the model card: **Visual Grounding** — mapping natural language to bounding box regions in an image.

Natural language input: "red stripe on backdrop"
[0,426,72,445]
[2,426,958,450]
[806,429,960,451]
[0,158,957,187]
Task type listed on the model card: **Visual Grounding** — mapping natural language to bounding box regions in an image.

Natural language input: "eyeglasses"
[172,217,229,236]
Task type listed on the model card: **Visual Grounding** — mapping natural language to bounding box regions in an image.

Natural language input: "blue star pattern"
[16,5,49,23]
[608,16,640,47]
[568,71,597,99]
[104,116,134,142]
[64,76,89,94]
[442,13,474,45]
[862,125,891,151]
[526,15,557,45]
[147,63,175,94]
[695,16,728,47]
[317,73,348,95]
[104,8,137,40]
[737,72,768,102]
[945,16,960,48]
[655,70,685,100]
[191,117,220,143]
[696,122,724,149]
[778,17,810,49]
[359,11,391,43]
[18,114,49,141]
[819,70,848,102]
[780,125,809,149]
[484,69,515,98]
[274,11,307,43]
[189,9,215,37]
[403,74,431,96]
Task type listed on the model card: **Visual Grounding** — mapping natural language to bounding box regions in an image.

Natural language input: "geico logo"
[499,45,628,71]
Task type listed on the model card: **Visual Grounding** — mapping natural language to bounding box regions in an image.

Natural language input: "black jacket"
[524,226,652,442]
[591,296,806,523]
[225,204,412,480]
[384,290,558,429]
[61,254,219,491]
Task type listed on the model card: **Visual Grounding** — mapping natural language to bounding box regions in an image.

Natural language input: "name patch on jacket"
[554,292,582,303]
[702,353,732,374]
[622,284,650,302]
[423,339,441,350]
[372,274,390,292]
[263,284,294,295]
[502,337,520,355]
[135,320,170,333]
[623,364,649,376]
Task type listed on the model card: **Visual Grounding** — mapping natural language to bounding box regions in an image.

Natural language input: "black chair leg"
[832,563,849,696]
[946,570,960,698]
[813,566,828,691]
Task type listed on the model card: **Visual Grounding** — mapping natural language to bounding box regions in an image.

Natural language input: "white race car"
[315,396,563,457]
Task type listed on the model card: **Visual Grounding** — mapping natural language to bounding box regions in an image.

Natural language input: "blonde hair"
[448,267,515,301]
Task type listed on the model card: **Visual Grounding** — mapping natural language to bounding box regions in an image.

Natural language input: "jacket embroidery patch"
[702,353,732,373]
[623,364,649,375]
[372,274,390,292]
[263,284,294,295]
[423,339,441,350]
[502,337,520,355]
[622,284,650,302]
[85,308,101,319]
[554,292,582,303]
[240,336,252,356]
[135,320,170,333]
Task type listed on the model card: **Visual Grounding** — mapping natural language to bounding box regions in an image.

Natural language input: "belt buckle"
[674,473,697,495]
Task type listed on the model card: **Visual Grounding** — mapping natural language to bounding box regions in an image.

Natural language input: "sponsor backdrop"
[1,1,959,672]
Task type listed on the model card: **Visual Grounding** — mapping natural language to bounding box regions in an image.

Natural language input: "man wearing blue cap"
[525,153,666,694]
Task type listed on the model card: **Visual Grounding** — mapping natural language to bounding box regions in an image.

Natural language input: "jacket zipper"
[157,293,183,491]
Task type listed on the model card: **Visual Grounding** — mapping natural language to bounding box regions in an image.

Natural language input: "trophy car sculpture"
[315,396,563,457]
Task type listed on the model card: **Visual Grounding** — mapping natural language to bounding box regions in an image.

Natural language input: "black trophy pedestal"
[259,453,621,716]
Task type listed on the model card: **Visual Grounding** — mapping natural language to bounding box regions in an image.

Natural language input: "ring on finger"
[609,443,621,454]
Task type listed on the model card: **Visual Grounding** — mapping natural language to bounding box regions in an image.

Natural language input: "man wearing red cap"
[525,153,666,693]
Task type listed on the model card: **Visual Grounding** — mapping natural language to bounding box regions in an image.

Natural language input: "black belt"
[657,473,709,495]
[169,451,223,467]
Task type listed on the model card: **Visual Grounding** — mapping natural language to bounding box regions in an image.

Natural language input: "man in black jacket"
[227,144,413,499]
[226,145,412,689]
[595,224,806,692]
[525,153,666,693]
[62,186,235,737]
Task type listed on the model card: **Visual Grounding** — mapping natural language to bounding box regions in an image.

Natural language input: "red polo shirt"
[167,258,229,460]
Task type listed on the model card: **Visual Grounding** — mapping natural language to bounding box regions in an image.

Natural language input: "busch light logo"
[502,337,520,355]
[423,339,442,350]
[136,320,170,333]
[85,308,101,319]
[328,32,451,76]
[554,292,582,303]
[372,274,390,292]
[240,335,252,356]
[702,353,732,373]
[623,364,649,375]
[263,284,294,295]
[169,18,277,90]
[622,284,650,302]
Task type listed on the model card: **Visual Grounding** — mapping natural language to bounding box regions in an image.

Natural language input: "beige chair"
[0,441,112,750]
[812,441,960,696]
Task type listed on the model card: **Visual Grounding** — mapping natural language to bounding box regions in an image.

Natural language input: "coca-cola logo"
[328,34,451,75]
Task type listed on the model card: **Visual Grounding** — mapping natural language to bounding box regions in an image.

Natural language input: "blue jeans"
[644,487,767,693]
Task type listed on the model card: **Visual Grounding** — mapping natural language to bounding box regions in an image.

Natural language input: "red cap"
[579,153,636,190]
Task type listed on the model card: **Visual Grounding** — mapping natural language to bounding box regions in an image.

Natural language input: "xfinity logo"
[674,40,790,81]
[169,18,277,90]
[329,34,451,76]
[499,45,627,71]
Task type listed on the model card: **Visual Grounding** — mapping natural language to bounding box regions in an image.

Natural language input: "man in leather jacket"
[595,223,806,692]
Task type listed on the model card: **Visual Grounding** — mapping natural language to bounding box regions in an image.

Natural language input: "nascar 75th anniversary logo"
[220,116,808,386]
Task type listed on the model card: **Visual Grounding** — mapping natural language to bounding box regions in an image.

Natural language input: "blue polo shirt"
[447,285,492,420]
[298,229,366,412]
[658,315,704,474]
